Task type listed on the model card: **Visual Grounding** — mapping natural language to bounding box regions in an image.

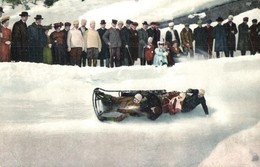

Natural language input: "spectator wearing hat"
[50,22,67,65]
[129,22,139,64]
[79,19,88,67]
[223,15,238,57]
[249,19,258,55]
[119,19,132,66]
[62,22,71,65]
[153,41,168,66]
[147,22,160,48]
[257,22,260,53]
[193,19,208,59]
[180,23,194,57]
[165,22,180,47]
[0,7,4,44]
[11,12,30,62]
[237,17,250,56]
[144,37,154,65]
[212,17,228,58]
[83,20,102,67]
[0,16,11,62]
[42,25,52,64]
[102,19,122,67]
[97,19,110,67]
[138,21,149,65]
[204,19,214,58]
[67,20,84,66]
[28,15,48,63]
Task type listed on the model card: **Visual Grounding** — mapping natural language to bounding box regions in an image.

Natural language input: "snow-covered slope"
[0,55,260,167]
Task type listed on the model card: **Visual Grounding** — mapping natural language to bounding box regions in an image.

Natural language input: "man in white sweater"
[67,20,84,66]
[83,20,101,67]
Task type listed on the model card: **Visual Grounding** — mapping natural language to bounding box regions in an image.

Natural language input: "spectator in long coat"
[28,15,47,63]
[120,19,132,66]
[62,22,71,65]
[103,19,122,67]
[129,22,139,64]
[237,17,250,56]
[43,26,52,64]
[11,12,29,62]
[50,22,66,65]
[212,17,228,58]
[0,16,11,62]
[223,15,238,57]
[0,7,4,44]
[67,20,84,66]
[249,19,258,55]
[138,21,149,65]
[204,19,214,58]
[256,22,260,53]
[165,22,180,47]
[147,22,160,48]
[97,20,110,67]
[180,23,194,58]
[193,20,208,58]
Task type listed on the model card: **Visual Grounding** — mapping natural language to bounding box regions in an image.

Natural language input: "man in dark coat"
[237,17,250,56]
[204,19,214,58]
[180,23,194,57]
[212,17,228,58]
[147,22,160,48]
[165,22,180,47]
[181,88,209,115]
[138,21,149,65]
[129,22,139,64]
[223,15,238,57]
[193,20,208,58]
[119,19,132,66]
[0,7,4,44]
[62,22,71,65]
[97,20,110,67]
[28,15,47,63]
[11,12,30,62]
[249,19,258,55]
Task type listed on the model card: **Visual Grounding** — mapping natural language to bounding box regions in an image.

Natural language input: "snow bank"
[199,122,260,167]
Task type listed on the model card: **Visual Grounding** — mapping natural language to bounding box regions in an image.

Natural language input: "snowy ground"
[0,55,260,167]
[1,0,260,166]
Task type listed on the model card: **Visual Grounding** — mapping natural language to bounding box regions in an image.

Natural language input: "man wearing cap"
[237,17,250,56]
[129,22,139,64]
[147,22,160,48]
[249,19,258,55]
[212,17,228,58]
[181,88,209,116]
[79,19,88,67]
[83,20,102,67]
[102,19,122,67]
[204,19,214,58]
[223,15,238,57]
[50,22,66,65]
[120,19,132,66]
[67,20,84,66]
[138,21,149,65]
[0,16,11,62]
[193,19,208,58]
[62,22,71,65]
[28,15,47,63]
[11,12,30,62]
[165,22,180,47]
[97,19,110,67]
[180,23,194,57]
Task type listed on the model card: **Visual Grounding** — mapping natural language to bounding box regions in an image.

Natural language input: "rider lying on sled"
[93,88,208,122]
